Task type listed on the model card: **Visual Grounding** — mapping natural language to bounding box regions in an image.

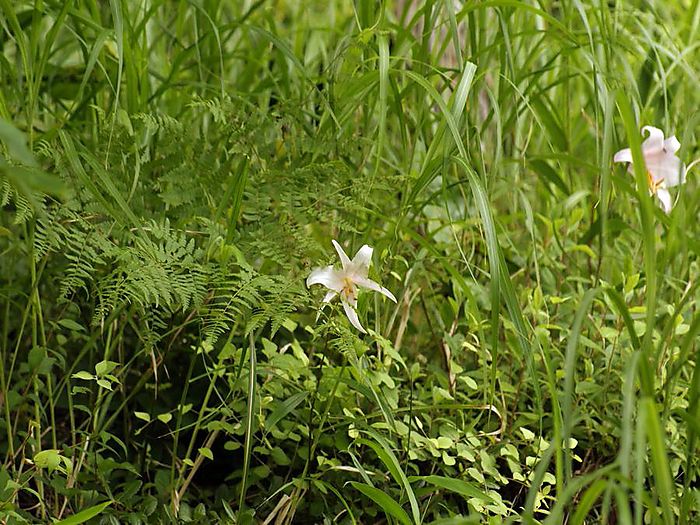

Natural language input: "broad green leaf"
[72,371,94,381]
[419,475,495,503]
[95,360,119,377]
[55,501,112,525]
[34,449,61,471]
[57,319,86,332]
[134,412,150,422]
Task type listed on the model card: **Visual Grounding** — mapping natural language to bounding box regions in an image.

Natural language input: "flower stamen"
[647,171,663,194]
[342,278,355,300]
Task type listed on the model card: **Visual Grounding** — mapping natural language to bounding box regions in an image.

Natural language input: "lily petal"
[646,154,685,187]
[341,298,366,333]
[322,290,338,303]
[664,136,681,154]
[641,126,665,155]
[656,187,673,214]
[355,276,397,303]
[664,163,686,188]
[331,240,352,270]
[350,245,373,278]
[307,266,344,292]
[613,147,633,164]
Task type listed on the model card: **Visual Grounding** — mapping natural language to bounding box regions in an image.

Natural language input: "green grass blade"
[641,397,675,525]
[238,334,257,516]
[453,156,541,414]
[361,427,420,525]
[615,94,657,395]
[562,288,600,480]
[350,482,413,525]
[569,479,608,525]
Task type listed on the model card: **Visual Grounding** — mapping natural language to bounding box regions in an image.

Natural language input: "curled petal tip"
[641,126,665,154]
[641,125,663,135]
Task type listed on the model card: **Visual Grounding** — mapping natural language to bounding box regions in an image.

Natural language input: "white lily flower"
[307,240,397,334]
[613,125,686,213]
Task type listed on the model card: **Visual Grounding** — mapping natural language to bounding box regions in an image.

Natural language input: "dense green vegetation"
[1,0,699,523]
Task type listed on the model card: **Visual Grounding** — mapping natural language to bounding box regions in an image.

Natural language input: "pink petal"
[641,126,665,155]
[646,154,685,187]
[656,188,673,214]
[664,136,681,154]
[613,148,633,163]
